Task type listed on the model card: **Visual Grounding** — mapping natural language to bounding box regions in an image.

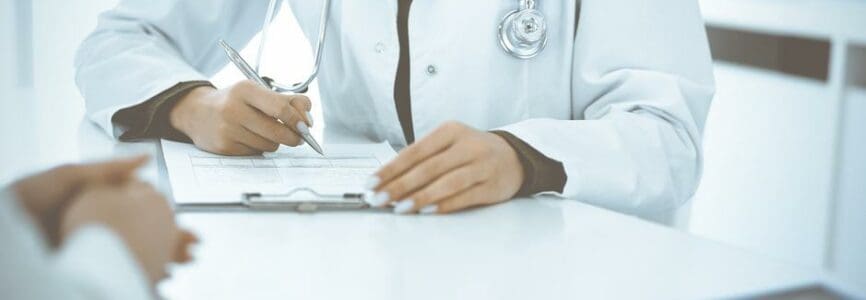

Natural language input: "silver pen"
[218,39,324,156]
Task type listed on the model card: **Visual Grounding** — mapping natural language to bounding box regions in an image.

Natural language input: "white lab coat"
[75,0,714,223]
[0,189,151,299]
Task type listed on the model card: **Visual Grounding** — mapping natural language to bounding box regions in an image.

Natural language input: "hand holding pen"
[164,42,322,156]
[218,40,324,155]
[167,78,317,156]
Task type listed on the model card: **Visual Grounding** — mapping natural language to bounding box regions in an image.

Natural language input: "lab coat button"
[375,42,386,54]
[426,65,437,76]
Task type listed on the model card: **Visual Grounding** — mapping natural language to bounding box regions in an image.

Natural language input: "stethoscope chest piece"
[498,0,548,59]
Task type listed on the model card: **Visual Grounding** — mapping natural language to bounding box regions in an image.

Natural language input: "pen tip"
[310,140,325,156]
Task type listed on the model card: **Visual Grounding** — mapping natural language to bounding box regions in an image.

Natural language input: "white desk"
[9,118,821,299]
[159,199,819,299]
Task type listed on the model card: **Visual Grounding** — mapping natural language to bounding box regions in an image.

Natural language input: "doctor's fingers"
[373,121,465,187]
[377,144,475,205]
[238,106,303,147]
[222,143,260,156]
[394,164,485,214]
[424,183,492,214]
[202,135,259,155]
[227,125,280,152]
[288,95,313,125]
[237,82,312,127]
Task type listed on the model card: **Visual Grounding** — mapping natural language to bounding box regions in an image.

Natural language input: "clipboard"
[161,140,398,213]
[175,187,372,212]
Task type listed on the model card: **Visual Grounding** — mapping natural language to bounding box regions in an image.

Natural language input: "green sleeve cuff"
[490,130,566,197]
[112,81,213,142]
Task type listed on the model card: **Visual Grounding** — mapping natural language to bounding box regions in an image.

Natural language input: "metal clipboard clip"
[241,187,370,212]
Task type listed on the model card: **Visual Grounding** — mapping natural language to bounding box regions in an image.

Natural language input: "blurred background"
[1,0,863,291]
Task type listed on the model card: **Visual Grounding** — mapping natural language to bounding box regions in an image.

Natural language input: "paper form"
[161,140,397,204]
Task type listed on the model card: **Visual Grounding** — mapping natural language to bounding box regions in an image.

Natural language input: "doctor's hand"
[366,122,524,214]
[169,80,314,155]
[60,179,198,285]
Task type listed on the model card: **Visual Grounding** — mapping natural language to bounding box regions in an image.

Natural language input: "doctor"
[75,0,714,222]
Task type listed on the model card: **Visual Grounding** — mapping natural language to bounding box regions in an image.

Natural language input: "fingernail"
[393,199,415,214]
[419,204,438,215]
[363,190,376,205]
[296,122,310,135]
[364,176,380,190]
[306,111,315,128]
[365,191,389,207]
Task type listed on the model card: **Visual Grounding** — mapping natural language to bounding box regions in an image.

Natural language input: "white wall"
[30,0,119,162]
[0,0,18,104]
[829,50,866,287]
[692,0,866,288]
[690,62,836,269]
[0,0,38,184]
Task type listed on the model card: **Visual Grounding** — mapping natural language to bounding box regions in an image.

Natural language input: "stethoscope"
[235,0,549,94]
[498,0,549,59]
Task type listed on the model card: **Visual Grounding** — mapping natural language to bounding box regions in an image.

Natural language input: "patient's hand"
[60,179,197,284]
[169,81,313,155]
[12,155,148,246]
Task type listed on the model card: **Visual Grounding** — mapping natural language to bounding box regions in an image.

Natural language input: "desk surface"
[159,200,816,300]
[9,118,821,300]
